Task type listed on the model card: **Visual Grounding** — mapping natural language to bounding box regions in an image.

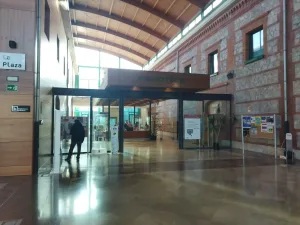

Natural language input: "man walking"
[65,119,85,162]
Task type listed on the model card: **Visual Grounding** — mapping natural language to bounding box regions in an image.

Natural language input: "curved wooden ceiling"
[70,0,209,66]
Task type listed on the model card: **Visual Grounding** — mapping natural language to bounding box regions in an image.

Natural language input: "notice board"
[243,115,275,139]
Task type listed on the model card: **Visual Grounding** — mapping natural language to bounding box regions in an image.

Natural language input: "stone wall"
[152,0,299,154]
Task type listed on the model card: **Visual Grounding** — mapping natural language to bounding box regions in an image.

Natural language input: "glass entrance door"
[91,98,120,153]
[92,98,111,153]
[182,100,205,149]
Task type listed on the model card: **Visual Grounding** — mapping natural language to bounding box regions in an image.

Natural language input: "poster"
[261,123,268,133]
[255,116,261,126]
[267,125,274,133]
[184,115,201,140]
[111,125,119,153]
[251,117,255,124]
[61,116,88,140]
[266,116,274,125]
[250,127,258,136]
[242,116,251,129]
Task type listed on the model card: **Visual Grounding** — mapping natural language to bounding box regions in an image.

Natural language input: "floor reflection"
[1,140,300,225]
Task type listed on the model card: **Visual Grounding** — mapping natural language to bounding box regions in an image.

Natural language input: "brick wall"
[152,0,300,155]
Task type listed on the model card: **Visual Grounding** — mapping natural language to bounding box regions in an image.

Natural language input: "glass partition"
[203,100,231,149]
[183,100,204,149]
[59,96,90,155]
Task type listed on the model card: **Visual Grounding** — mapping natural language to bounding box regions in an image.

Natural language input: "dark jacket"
[70,121,85,143]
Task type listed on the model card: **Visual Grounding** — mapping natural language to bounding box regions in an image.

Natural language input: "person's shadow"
[67,161,81,181]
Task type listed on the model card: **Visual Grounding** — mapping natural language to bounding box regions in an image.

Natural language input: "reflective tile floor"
[1,140,300,225]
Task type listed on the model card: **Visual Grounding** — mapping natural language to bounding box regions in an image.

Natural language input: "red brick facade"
[152,0,300,155]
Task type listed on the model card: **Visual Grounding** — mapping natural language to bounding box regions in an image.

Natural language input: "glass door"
[91,98,119,153]
[92,98,111,153]
[182,100,205,149]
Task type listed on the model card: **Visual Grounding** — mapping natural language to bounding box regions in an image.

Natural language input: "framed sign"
[184,115,201,140]
[11,105,30,112]
[0,52,25,70]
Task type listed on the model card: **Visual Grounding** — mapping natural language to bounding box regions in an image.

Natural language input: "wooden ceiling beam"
[72,20,158,53]
[185,0,207,8]
[74,33,150,61]
[76,43,145,66]
[120,0,184,29]
[69,3,169,42]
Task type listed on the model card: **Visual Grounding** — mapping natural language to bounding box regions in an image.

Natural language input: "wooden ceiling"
[70,0,209,66]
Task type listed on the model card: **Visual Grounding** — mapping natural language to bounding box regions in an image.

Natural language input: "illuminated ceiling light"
[172,82,179,88]
[164,88,173,92]
[132,86,140,91]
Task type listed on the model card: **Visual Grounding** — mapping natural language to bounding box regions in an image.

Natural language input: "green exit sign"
[6,84,18,92]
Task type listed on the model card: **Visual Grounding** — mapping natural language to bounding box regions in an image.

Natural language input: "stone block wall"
[152,0,300,154]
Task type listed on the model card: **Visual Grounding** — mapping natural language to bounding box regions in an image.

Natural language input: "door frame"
[51,88,232,154]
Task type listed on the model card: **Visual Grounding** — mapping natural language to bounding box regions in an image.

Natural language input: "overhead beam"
[185,0,207,8]
[69,3,169,42]
[76,44,145,66]
[72,20,158,53]
[74,33,150,61]
[120,0,184,29]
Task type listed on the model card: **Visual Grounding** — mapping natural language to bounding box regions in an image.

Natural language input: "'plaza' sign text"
[0,52,25,70]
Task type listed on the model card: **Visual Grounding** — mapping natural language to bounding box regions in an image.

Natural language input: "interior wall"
[0,0,36,175]
[39,0,70,156]
[153,0,284,154]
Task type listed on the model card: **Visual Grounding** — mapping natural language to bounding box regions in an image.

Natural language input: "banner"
[111,124,119,153]
[61,116,88,140]
[184,115,201,140]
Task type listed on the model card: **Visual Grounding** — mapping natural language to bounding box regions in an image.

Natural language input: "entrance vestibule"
[51,68,232,156]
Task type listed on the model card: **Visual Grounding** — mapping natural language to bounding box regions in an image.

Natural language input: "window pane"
[252,32,261,52]
[79,80,89,89]
[79,67,99,80]
[120,59,142,70]
[214,53,218,73]
[260,30,264,47]
[100,52,119,68]
[204,5,213,16]
[76,47,99,67]
[89,80,98,89]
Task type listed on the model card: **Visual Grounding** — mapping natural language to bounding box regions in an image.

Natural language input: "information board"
[242,115,275,138]
[184,115,201,140]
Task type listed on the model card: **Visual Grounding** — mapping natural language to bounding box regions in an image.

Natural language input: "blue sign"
[242,116,251,128]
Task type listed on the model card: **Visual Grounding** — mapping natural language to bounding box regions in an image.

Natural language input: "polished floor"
[1,140,300,225]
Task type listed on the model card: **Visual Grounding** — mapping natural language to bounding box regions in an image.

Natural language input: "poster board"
[241,114,277,158]
[184,115,201,140]
[61,116,88,140]
[242,115,275,139]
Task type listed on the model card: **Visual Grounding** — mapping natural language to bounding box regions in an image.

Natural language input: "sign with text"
[0,52,25,70]
[184,115,201,140]
[11,105,30,112]
[242,116,251,129]
[111,125,119,153]
[6,84,18,92]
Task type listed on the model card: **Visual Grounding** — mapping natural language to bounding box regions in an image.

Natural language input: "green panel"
[6,84,18,92]
[74,107,80,116]
[75,75,79,88]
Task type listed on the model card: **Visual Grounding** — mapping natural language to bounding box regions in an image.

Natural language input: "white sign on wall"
[0,52,25,70]
[184,115,201,140]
